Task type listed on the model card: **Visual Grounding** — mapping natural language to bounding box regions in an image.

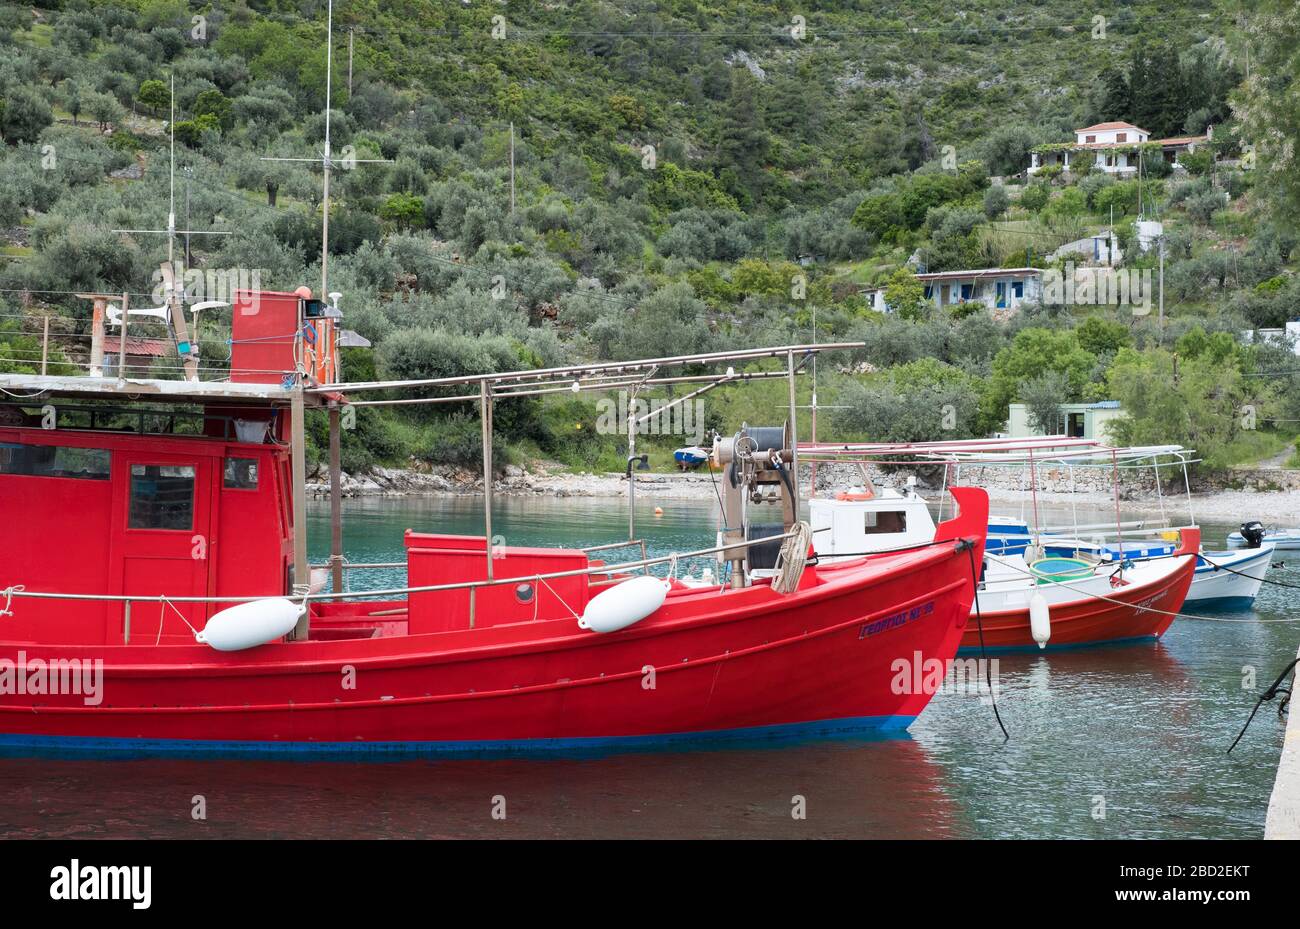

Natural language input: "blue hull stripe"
[958,633,1159,656]
[1194,548,1272,576]
[0,715,915,761]
[1181,596,1256,610]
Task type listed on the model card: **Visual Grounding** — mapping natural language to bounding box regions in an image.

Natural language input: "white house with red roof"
[1028,121,1210,176]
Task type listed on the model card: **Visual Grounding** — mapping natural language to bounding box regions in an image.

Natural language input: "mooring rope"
[0,585,23,617]
[1199,553,1300,590]
[966,544,1010,742]
[1227,657,1297,754]
[987,556,1300,624]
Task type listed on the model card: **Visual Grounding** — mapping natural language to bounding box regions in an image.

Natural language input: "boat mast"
[786,350,800,523]
[320,0,334,302]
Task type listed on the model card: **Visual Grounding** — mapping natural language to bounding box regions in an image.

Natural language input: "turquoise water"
[0,495,1293,838]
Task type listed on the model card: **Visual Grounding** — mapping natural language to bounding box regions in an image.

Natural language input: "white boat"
[1186,544,1277,608]
[1226,522,1300,551]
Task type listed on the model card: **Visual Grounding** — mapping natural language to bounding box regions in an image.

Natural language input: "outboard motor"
[1239,521,1266,549]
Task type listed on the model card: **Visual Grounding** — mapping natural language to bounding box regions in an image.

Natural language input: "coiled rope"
[771,522,812,594]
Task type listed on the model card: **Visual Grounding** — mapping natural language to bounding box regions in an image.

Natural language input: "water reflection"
[0,737,957,839]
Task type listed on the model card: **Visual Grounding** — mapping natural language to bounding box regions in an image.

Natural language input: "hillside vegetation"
[0,0,1297,473]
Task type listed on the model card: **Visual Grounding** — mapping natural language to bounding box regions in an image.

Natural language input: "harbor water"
[0,495,1294,839]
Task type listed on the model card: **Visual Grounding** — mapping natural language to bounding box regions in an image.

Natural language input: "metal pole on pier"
[40,316,49,375]
[328,402,344,595]
[115,292,129,385]
[627,388,639,542]
[290,388,310,640]
[88,296,107,377]
[480,379,494,589]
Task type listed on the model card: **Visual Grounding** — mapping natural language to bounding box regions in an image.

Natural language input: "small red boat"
[959,528,1198,651]
[0,295,988,757]
[800,439,1201,652]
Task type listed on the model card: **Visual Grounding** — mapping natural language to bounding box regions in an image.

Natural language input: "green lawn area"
[1220,428,1297,468]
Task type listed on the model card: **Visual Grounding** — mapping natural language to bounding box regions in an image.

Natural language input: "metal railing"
[2,531,804,609]
[308,539,652,576]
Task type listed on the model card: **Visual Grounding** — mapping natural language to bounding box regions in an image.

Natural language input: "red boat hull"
[960,530,1198,652]
[0,492,988,756]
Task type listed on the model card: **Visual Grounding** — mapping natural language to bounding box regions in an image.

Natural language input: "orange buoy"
[835,490,875,501]
[654,507,664,516]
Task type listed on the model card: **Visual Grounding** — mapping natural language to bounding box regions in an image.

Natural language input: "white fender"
[579,575,670,634]
[1029,592,1051,649]
[196,598,305,651]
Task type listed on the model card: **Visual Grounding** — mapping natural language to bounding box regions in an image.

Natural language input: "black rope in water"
[966,543,1010,742]
[1200,554,1300,590]
[1227,657,1298,754]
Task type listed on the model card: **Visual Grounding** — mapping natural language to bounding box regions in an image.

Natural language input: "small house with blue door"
[1007,400,1125,443]
[915,267,1042,313]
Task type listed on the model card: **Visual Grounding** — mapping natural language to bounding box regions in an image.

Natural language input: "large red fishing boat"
[0,290,988,757]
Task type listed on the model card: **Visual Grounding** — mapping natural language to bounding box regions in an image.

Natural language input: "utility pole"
[1158,234,1165,339]
[348,27,354,96]
[509,122,516,216]
[183,165,193,269]
[1137,147,1143,219]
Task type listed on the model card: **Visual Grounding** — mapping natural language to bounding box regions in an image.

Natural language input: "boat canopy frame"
[798,436,1204,572]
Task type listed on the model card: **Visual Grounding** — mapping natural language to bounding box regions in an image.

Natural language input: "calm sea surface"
[0,495,1295,839]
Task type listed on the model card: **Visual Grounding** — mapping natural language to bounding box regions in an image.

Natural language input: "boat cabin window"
[224,457,259,489]
[864,510,907,534]
[0,442,110,480]
[129,464,196,530]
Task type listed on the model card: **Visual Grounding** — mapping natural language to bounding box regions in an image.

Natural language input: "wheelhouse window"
[224,457,259,489]
[864,511,907,534]
[0,443,110,480]
[129,464,196,530]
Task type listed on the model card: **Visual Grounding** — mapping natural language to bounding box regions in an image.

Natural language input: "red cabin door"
[109,452,215,642]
